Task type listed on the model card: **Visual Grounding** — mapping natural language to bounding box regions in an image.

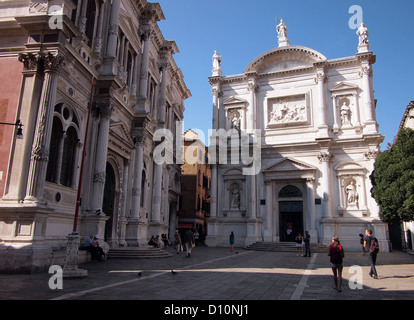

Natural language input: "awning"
[178,223,193,228]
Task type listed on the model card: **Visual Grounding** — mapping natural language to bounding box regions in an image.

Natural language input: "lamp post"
[62,76,94,278]
[0,120,24,139]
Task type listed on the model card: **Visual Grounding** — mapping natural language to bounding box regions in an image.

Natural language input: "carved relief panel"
[266,93,310,128]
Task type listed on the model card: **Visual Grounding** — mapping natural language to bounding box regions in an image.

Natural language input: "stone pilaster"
[25,52,65,203]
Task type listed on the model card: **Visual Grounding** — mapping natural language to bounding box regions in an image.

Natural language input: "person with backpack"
[364,229,379,279]
[328,236,344,292]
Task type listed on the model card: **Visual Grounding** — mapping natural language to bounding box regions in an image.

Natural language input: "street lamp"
[0,120,23,139]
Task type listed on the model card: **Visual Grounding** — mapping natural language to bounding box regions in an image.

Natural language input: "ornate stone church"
[206,20,389,251]
[0,0,190,272]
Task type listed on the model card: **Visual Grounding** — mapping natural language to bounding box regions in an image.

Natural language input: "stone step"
[107,247,172,259]
[245,242,328,253]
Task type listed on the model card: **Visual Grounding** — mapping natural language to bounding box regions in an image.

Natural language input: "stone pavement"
[1,246,414,302]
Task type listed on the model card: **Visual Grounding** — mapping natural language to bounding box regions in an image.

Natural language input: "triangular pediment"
[263,157,316,173]
[223,96,248,106]
[109,122,135,149]
[330,82,359,92]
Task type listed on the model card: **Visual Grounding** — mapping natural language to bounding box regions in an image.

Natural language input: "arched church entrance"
[103,162,116,243]
[278,185,303,242]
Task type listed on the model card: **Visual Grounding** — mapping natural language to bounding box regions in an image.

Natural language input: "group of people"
[328,229,379,292]
[81,234,106,261]
[172,229,196,258]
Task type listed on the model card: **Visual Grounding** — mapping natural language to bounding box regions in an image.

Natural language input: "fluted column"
[90,102,114,212]
[130,136,144,220]
[138,29,151,99]
[93,0,106,54]
[264,180,273,241]
[360,60,377,133]
[315,66,329,137]
[106,0,120,57]
[318,152,333,219]
[25,52,65,203]
[158,62,168,123]
[306,178,318,240]
[247,75,257,132]
[119,158,129,246]
[151,161,162,224]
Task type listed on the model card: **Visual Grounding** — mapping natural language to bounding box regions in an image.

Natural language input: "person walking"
[303,231,311,257]
[173,230,182,254]
[229,231,235,252]
[328,236,344,292]
[183,228,195,258]
[364,229,379,279]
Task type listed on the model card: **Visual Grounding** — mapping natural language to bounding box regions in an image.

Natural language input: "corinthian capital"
[18,52,41,71]
[99,102,115,119]
[42,52,65,72]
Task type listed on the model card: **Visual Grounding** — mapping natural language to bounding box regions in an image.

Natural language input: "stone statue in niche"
[230,112,240,130]
[346,181,359,207]
[340,101,351,126]
[231,184,240,209]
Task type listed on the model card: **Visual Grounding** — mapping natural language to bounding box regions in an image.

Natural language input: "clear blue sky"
[157,0,414,149]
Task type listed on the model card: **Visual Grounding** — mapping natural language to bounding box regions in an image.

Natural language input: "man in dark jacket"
[364,229,378,279]
[184,229,195,258]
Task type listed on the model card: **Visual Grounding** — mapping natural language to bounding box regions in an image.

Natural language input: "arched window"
[46,117,63,183]
[46,103,80,188]
[279,185,302,198]
[60,126,78,187]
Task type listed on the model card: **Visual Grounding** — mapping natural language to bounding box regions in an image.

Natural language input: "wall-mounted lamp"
[0,120,23,139]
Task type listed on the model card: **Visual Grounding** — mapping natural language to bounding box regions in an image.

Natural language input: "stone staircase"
[245,242,328,253]
[106,247,172,259]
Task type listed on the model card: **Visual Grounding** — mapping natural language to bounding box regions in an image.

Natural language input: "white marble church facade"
[206,21,389,251]
[0,0,190,272]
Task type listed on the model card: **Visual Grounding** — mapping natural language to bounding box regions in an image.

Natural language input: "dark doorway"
[388,223,403,251]
[103,162,116,243]
[279,201,303,242]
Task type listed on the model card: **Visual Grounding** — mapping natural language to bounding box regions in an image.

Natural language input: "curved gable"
[244,45,327,74]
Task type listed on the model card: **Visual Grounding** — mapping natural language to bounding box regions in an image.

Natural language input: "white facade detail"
[207,21,388,251]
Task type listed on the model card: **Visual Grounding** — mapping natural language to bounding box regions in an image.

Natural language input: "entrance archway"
[278,185,303,242]
[103,162,116,243]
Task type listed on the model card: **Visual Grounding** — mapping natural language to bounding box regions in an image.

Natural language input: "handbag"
[191,242,195,248]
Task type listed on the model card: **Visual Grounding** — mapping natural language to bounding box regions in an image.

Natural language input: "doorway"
[279,201,303,242]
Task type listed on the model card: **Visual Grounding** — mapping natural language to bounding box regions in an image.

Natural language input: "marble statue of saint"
[231,186,240,208]
[346,181,358,205]
[212,50,221,70]
[276,19,288,40]
[340,101,351,125]
[356,23,369,45]
[231,114,240,130]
